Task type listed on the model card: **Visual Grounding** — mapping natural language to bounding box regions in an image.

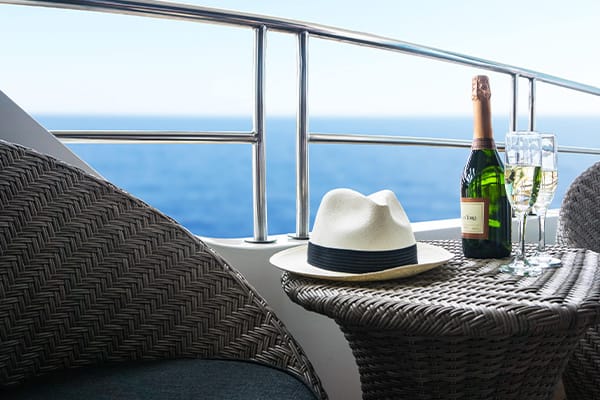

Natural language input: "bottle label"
[460,198,489,239]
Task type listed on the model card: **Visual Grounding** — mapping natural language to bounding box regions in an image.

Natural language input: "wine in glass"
[500,131,543,276]
[530,134,561,267]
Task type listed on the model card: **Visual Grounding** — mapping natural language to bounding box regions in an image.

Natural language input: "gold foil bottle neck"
[472,75,491,102]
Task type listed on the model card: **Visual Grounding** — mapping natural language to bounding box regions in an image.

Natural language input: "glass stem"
[537,209,547,252]
[517,213,527,261]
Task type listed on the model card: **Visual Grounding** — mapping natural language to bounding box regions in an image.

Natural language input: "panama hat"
[270,188,453,281]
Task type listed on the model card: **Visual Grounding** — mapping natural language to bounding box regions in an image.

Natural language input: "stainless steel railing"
[3,0,600,241]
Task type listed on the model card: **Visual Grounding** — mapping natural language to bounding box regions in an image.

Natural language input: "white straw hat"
[270,188,453,281]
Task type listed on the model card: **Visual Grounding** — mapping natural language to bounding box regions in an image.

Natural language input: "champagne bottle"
[460,75,511,258]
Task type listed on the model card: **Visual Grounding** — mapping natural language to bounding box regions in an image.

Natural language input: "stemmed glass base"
[529,253,561,268]
[500,212,543,277]
[500,258,543,277]
[529,208,561,269]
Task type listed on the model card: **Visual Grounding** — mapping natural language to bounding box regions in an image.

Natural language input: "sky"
[0,0,599,117]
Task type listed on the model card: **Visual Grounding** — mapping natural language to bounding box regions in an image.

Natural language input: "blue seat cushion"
[2,359,317,400]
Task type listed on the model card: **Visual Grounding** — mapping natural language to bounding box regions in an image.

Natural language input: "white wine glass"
[530,134,561,268]
[500,131,543,276]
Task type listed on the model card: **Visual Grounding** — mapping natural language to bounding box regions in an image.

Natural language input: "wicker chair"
[557,161,600,400]
[0,140,326,399]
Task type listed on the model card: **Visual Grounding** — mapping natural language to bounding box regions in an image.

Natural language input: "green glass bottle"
[460,75,511,258]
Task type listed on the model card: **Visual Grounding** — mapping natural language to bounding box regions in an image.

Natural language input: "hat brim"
[270,242,454,282]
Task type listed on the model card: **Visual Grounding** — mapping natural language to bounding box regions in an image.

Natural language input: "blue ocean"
[35,115,600,238]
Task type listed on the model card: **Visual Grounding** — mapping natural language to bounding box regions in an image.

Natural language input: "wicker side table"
[282,240,600,400]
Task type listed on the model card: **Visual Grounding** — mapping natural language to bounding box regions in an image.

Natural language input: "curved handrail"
[54,130,257,143]
[309,134,600,155]
[5,0,600,96]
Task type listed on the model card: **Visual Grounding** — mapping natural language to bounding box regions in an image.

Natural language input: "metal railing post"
[510,74,519,132]
[248,25,271,243]
[528,78,536,131]
[294,31,310,240]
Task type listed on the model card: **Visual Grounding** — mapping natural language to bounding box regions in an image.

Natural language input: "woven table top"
[282,240,600,337]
